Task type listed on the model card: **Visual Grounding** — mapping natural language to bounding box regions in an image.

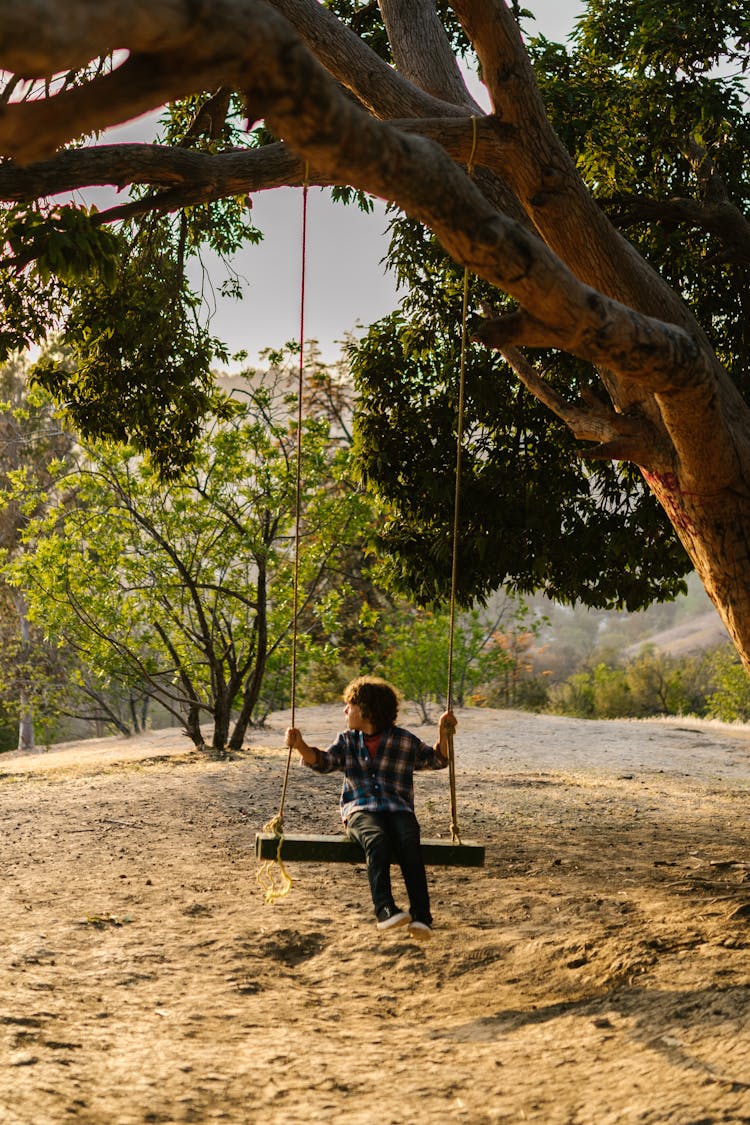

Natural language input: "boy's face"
[343,700,367,731]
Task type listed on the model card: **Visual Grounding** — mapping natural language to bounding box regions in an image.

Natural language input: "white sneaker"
[408,920,433,942]
[376,906,411,931]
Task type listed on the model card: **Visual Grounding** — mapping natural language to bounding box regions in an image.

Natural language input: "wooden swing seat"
[255,831,485,867]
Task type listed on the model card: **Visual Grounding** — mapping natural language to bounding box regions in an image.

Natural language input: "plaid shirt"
[307,725,448,821]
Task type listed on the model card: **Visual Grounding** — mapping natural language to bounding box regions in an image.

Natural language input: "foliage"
[29,217,239,477]
[0,88,265,476]
[706,645,750,722]
[547,646,718,720]
[530,1,750,393]
[0,356,80,746]
[376,595,541,722]
[0,590,138,746]
[350,228,688,611]
[478,599,549,710]
[343,3,750,615]
[0,584,59,749]
[3,365,370,752]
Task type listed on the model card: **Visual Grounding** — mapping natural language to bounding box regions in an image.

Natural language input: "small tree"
[379,603,521,722]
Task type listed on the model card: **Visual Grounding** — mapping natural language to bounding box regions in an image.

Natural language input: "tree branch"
[0,116,515,210]
[0,1,712,386]
[500,346,669,467]
[378,0,480,109]
[450,0,707,325]
[269,0,469,119]
[608,192,750,267]
[0,0,741,490]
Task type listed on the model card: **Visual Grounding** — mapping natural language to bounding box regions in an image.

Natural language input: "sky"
[98,0,585,368]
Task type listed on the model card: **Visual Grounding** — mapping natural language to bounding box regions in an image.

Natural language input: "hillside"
[625,608,730,659]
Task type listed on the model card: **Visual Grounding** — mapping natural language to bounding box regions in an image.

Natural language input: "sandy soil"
[3,704,750,1124]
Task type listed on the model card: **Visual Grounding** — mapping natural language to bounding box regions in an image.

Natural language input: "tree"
[377,594,538,720]
[4,2,750,667]
[350,221,687,612]
[4,369,369,753]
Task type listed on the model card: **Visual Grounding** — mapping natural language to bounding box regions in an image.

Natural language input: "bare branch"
[500,346,668,468]
[0,142,303,200]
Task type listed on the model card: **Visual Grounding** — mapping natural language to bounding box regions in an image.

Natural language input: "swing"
[254,832,485,866]
[255,131,485,888]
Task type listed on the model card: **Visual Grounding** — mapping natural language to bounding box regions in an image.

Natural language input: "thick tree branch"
[450,1,713,329]
[0,47,247,164]
[609,192,750,267]
[269,0,468,120]
[0,1,198,75]
[378,0,480,110]
[267,0,525,221]
[0,142,303,200]
[0,117,515,208]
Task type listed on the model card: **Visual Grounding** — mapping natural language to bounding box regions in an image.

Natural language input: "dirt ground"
[3,704,750,1124]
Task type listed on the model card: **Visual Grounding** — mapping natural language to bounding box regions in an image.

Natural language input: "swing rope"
[446,116,478,845]
[256,165,310,904]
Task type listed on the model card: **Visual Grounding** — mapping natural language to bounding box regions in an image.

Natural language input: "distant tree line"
[541,645,750,724]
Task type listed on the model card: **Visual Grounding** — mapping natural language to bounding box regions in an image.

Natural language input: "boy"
[285,676,455,942]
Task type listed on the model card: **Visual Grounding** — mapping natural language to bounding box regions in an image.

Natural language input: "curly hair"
[343,676,399,731]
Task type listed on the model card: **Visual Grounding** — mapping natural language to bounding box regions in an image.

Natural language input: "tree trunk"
[183,703,205,752]
[210,695,231,757]
[17,695,34,753]
[229,559,268,751]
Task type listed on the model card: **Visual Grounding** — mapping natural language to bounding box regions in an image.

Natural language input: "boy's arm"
[285,727,318,766]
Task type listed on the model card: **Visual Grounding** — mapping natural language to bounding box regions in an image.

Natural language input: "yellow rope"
[446,117,479,844]
[255,813,293,904]
[256,163,311,904]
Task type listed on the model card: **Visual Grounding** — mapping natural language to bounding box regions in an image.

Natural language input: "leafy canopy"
[348,1,750,611]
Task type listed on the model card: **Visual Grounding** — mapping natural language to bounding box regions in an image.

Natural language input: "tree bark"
[229,557,268,750]
[1,0,750,666]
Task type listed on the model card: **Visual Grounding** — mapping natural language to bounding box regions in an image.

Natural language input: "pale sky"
[94,1,585,368]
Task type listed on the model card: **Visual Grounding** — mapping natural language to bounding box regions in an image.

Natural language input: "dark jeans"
[347,809,432,925]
